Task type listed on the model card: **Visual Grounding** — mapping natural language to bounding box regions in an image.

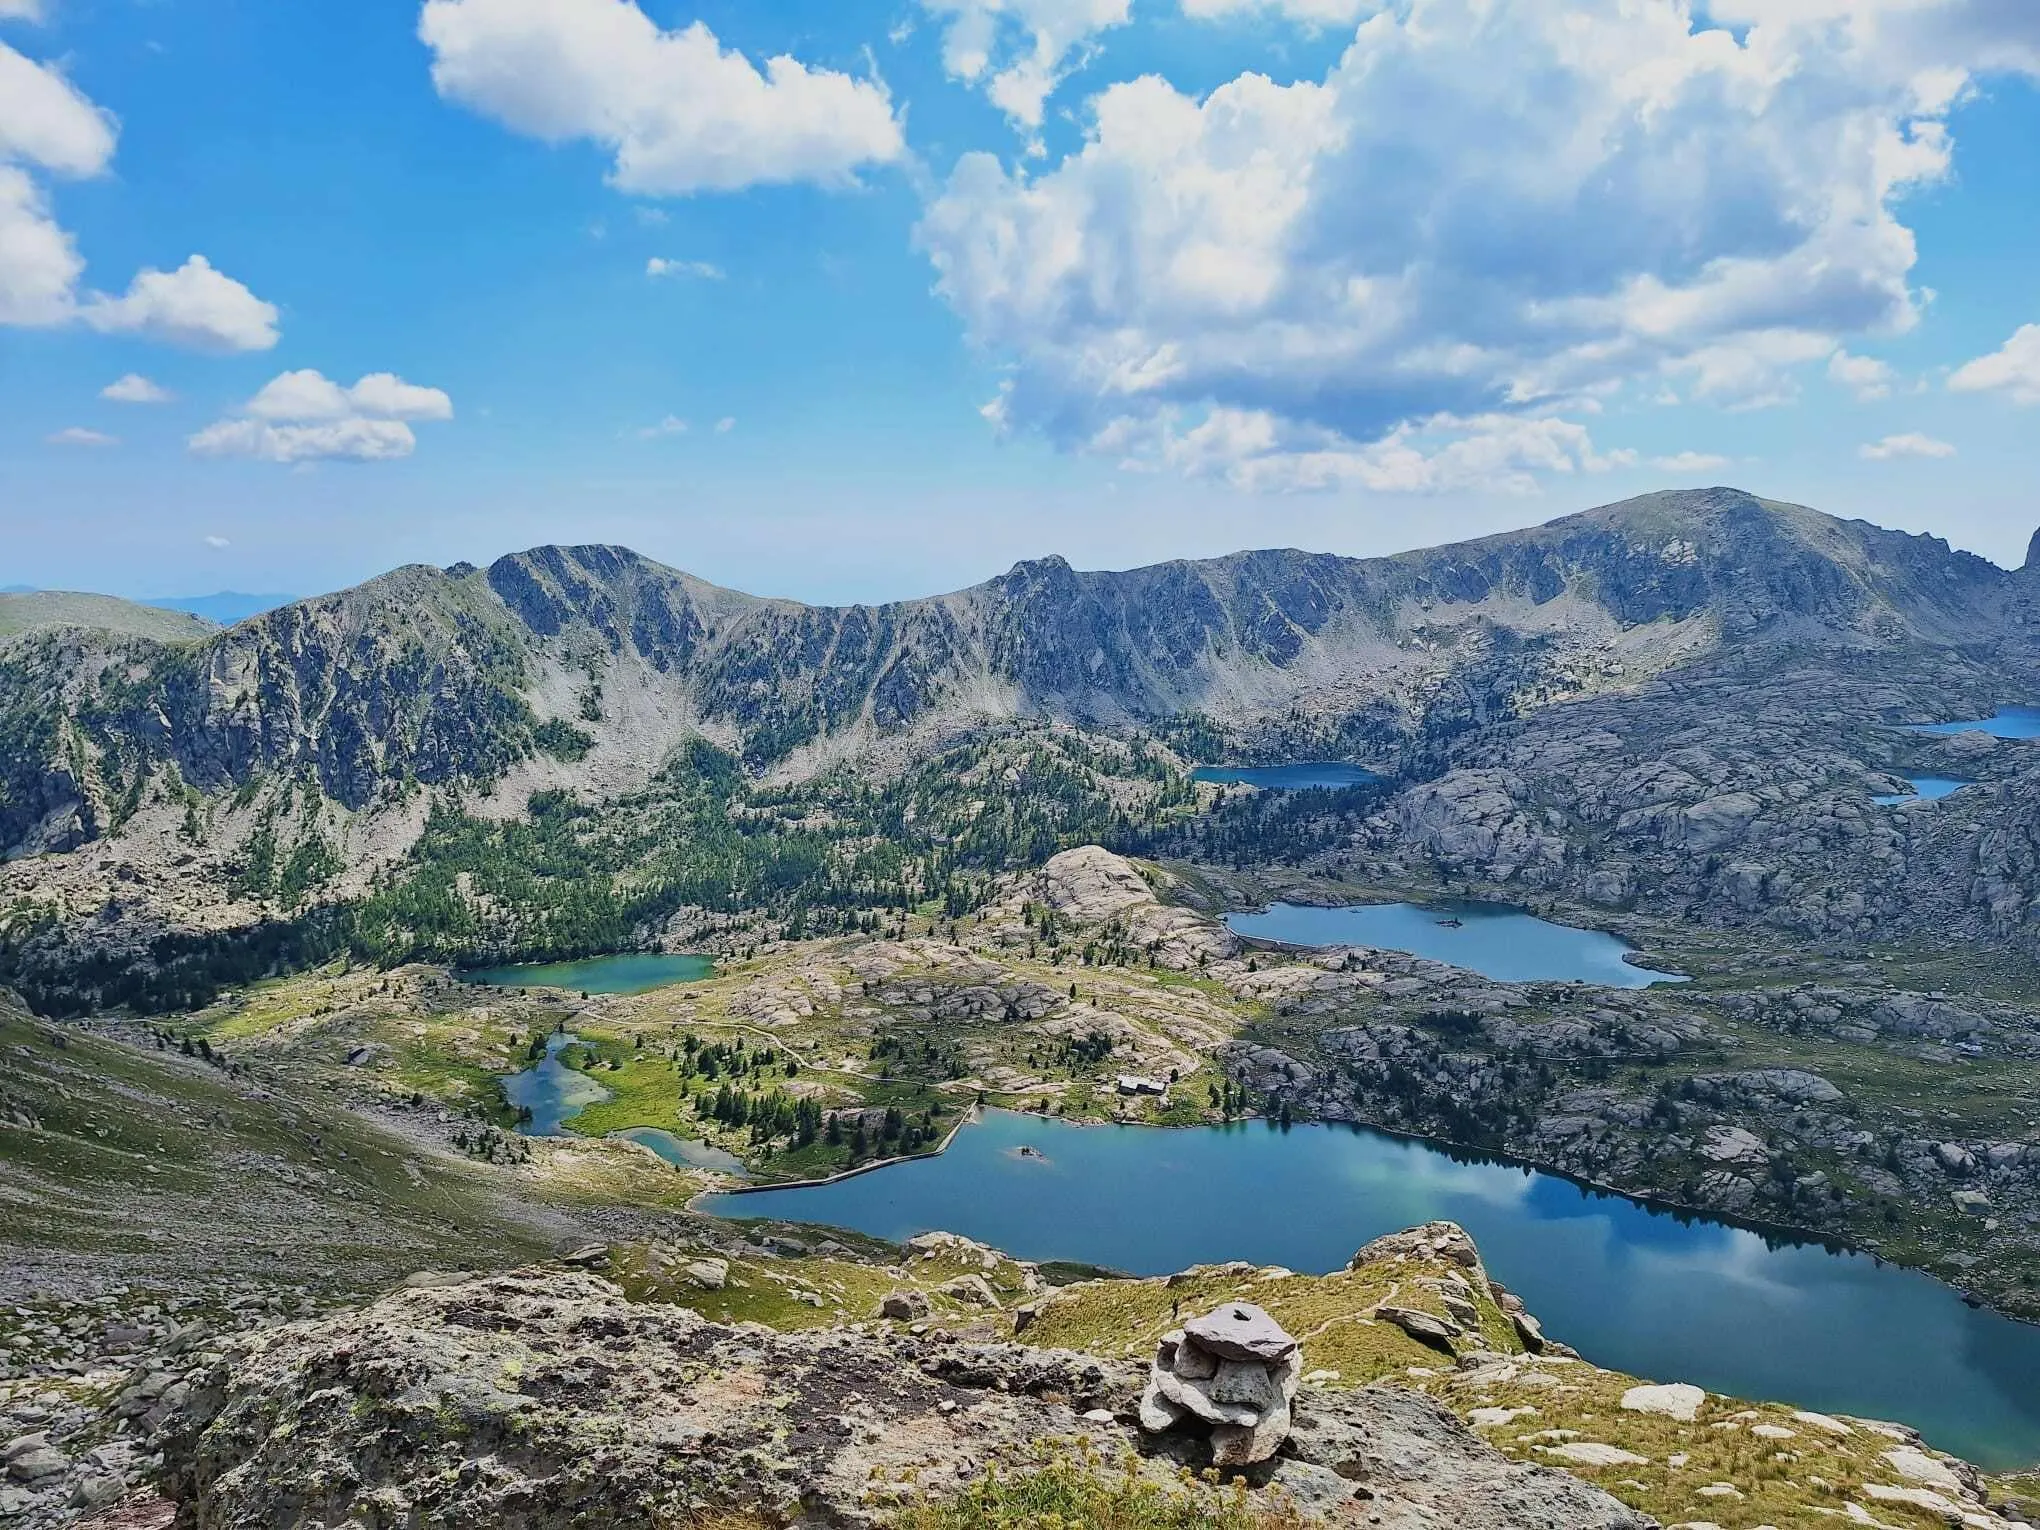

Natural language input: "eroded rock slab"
[158,1269,1652,1529]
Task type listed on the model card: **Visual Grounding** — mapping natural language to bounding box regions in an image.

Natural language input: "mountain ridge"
[3,486,2035,867]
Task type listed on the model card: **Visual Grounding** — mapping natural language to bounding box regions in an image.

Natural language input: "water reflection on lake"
[500,1033,612,1136]
[462,952,715,995]
[1192,762,1382,790]
[1873,776,1974,806]
[1226,900,1683,988]
[705,1109,2040,1469]
[1909,708,2040,740]
[616,1126,749,1177]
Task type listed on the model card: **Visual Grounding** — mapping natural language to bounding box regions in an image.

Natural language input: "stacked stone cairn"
[1137,1301,1300,1466]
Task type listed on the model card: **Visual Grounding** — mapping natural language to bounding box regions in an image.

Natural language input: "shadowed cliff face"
[1,486,2032,858]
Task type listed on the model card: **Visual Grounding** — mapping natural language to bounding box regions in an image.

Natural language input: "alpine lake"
[481,900,2040,1468]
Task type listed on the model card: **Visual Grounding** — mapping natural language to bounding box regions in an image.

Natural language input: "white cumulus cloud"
[1104,406,1629,494]
[920,0,1131,132]
[0,43,278,346]
[0,40,116,176]
[245,368,453,421]
[1949,323,2040,405]
[1828,349,1897,400]
[101,372,173,403]
[1860,431,1955,459]
[81,255,279,351]
[419,0,905,194]
[190,369,452,463]
[0,162,80,324]
[919,0,2039,491]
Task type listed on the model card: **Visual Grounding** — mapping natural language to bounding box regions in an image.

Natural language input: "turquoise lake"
[1226,900,1683,988]
[615,1126,749,1176]
[462,952,715,994]
[1193,762,1382,790]
[1910,707,2040,739]
[500,1032,611,1135]
[501,1035,746,1173]
[1873,776,1974,806]
[704,1109,2040,1469]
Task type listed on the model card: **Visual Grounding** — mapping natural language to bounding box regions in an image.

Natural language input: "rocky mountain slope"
[17,1221,2028,1530]
[6,487,2033,867]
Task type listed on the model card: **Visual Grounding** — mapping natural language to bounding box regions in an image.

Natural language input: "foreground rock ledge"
[158,1269,1649,1529]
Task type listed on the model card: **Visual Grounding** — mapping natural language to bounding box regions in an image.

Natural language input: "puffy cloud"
[0,44,100,326]
[1102,406,1629,494]
[920,0,2038,490]
[0,162,80,324]
[646,256,723,279]
[244,368,452,421]
[47,425,116,447]
[1860,431,1955,459]
[190,417,417,464]
[1707,0,2040,80]
[101,372,173,403]
[190,369,452,463]
[1828,348,1896,399]
[1949,323,2040,404]
[0,44,278,346]
[920,0,1131,131]
[0,40,116,176]
[419,0,904,194]
[80,255,279,351]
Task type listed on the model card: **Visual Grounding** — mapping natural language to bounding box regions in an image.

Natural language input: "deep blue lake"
[1910,708,2040,740]
[705,1109,2040,1469]
[1226,900,1682,987]
[1193,762,1381,790]
[1873,776,1974,806]
[463,952,714,994]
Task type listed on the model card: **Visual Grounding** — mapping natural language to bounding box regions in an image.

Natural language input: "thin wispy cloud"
[48,425,117,447]
[647,257,724,281]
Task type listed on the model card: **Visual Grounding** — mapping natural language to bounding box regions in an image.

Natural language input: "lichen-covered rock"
[157,1268,1653,1529]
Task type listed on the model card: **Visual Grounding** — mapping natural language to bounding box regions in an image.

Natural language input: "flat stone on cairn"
[1138,1302,1301,1467]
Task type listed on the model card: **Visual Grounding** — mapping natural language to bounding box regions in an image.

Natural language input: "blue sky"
[3,0,2038,604]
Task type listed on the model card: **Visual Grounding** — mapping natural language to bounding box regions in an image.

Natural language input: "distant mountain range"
[4,485,2039,884]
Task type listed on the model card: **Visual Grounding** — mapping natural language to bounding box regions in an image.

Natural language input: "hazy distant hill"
[140,592,297,625]
[0,591,215,644]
